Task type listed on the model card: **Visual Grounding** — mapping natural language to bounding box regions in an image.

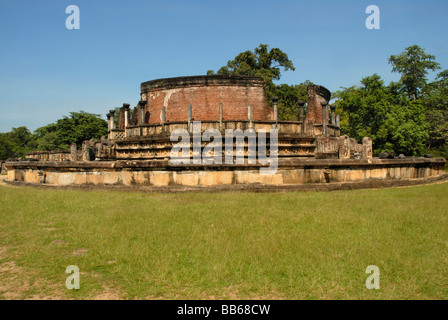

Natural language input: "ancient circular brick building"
[140,75,273,124]
[5,75,446,190]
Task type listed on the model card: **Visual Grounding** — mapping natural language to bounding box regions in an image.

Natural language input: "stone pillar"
[161,106,166,132]
[123,102,130,125]
[160,106,166,123]
[139,101,146,125]
[117,107,125,130]
[272,96,279,121]
[106,113,111,139]
[248,105,253,129]
[81,141,88,161]
[219,103,223,131]
[330,105,336,125]
[298,100,305,133]
[122,104,130,137]
[272,96,279,129]
[109,110,115,130]
[70,143,77,161]
[335,115,340,128]
[187,104,192,133]
[123,104,130,127]
[298,100,305,122]
[362,137,373,159]
[321,102,328,135]
[139,101,146,136]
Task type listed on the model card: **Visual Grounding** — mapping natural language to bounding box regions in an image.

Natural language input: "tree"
[385,99,429,156]
[8,127,35,158]
[335,45,447,158]
[0,111,108,159]
[0,133,14,160]
[0,127,35,160]
[33,111,108,151]
[208,44,295,82]
[208,44,302,119]
[334,74,429,156]
[388,45,441,99]
[421,69,448,158]
[34,124,60,151]
[270,82,310,120]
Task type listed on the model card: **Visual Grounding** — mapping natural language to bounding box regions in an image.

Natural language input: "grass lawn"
[0,182,447,300]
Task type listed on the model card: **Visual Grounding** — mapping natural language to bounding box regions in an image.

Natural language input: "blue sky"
[0,0,447,132]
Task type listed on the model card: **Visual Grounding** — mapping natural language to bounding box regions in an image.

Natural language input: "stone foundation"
[5,158,446,188]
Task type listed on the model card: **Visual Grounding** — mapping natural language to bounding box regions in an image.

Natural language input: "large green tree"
[0,133,14,160]
[335,45,447,158]
[270,82,310,120]
[208,44,295,83]
[0,127,35,160]
[208,44,309,120]
[34,111,108,150]
[335,74,429,156]
[0,111,108,160]
[421,69,448,157]
[388,45,441,99]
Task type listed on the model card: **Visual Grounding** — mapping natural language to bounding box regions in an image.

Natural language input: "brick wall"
[140,75,272,124]
[305,85,331,125]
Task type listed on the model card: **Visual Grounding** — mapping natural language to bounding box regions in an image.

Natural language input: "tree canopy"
[0,127,35,160]
[0,111,107,160]
[388,45,441,99]
[336,45,447,158]
[334,74,429,156]
[420,69,448,157]
[208,44,295,83]
[208,44,308,120]
[34,111,108,151]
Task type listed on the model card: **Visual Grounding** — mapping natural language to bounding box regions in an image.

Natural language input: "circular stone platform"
[4,157,446,190]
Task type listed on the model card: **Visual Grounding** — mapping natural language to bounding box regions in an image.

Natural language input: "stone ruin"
[5,75,446,188]
[58,75,371,162]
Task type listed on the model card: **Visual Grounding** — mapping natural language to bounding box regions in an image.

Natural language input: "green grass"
[0,182,447,299]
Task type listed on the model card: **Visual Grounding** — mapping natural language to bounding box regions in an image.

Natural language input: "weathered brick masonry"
[305,84,331,125]
[140,75,272,124]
